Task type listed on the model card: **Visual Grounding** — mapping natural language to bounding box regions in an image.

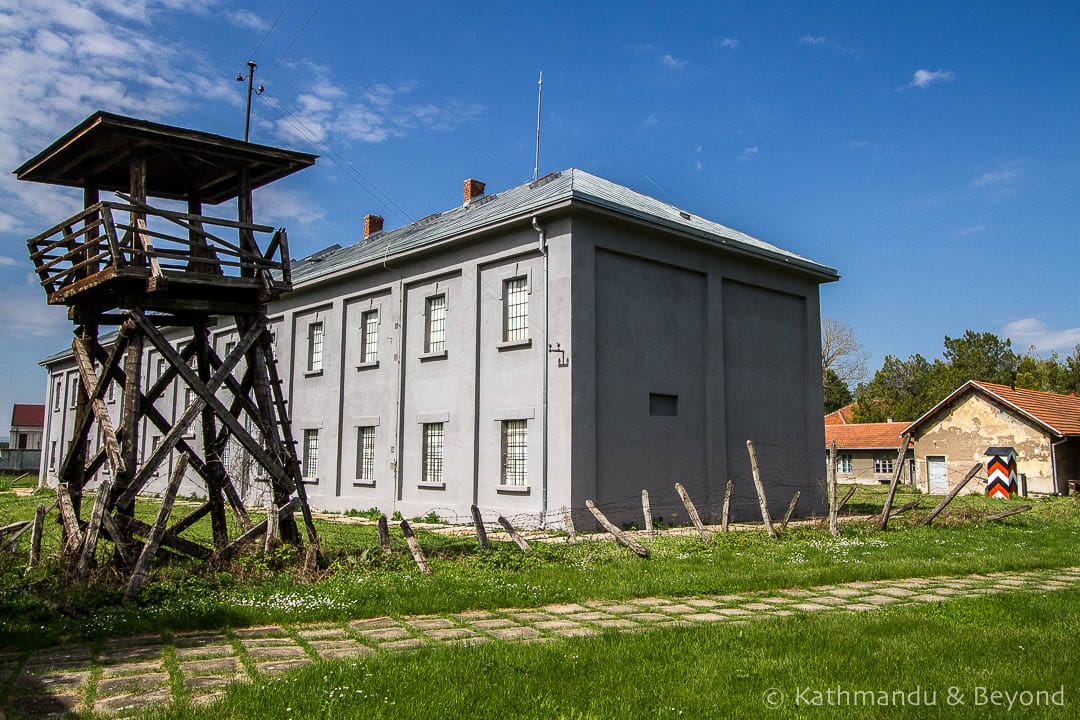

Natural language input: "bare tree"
[821,317,869,388]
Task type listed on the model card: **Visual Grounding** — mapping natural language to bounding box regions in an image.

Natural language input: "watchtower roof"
[13,111,317,205]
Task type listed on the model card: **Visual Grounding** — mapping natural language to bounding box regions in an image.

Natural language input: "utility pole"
[237,60,263,142]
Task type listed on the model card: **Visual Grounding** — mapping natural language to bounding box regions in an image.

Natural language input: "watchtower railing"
[27,198,292,302]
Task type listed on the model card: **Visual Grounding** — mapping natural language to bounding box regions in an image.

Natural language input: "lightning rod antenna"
[533,70,543,181]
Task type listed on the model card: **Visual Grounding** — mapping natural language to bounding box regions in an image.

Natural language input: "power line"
[264,0,329,83]
[238,0,297,75]
[258,92,412,224]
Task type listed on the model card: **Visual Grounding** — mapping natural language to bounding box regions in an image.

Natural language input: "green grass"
[0,472,38,491]
[1,486,1078,651]
[148,588,1080,720]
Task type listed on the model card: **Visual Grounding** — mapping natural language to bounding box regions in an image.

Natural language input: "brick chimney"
[363,214,384,239]
[463,178,485,204]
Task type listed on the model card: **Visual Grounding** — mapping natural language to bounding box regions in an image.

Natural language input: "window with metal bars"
[303,429,319,479]
[501,419,528,486]
[874,456,894,474]
[503,277,528,342]
[425,295,446,353]
[360,310,379,363]
[422,422,444,484]
[356,426,375,482]
[307,322,324,371]
[53,379,62,411]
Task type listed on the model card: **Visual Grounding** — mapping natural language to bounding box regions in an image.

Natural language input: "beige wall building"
[903,381,1080,496]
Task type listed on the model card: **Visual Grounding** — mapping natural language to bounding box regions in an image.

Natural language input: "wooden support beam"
[498,516,530,552]
[116,515,212,561]
[836,485,857,512]
[264,501,280,554]
[471,505,489,550]
[169,502,211,537]
[675,483,709,541]
[879,434,912,530]
[28,503,47,567]
[887,500,920,520]
[780,491,801,532]
[99,510,135,568]
[124,453,188,602]
[746,440,776,538]
[562,505,576,542]
[641,490,654,535]
[75,473,115,579]
[219,499,300,562]
[377,515,391,554]
[399,520,432,576]
[56,484,84,554]
[919,464,982,527]
[721,477,734,532]
[586,500,649,558]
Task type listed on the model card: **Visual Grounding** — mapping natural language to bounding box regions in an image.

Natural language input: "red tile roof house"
[1,403,45,473]
[902,381,1080,496]
[824,420,913,485]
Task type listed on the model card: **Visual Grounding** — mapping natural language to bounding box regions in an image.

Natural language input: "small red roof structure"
[824,403,857,425]
[10,403,45,428]
[825,421,909,450]
[903,381,1080,438]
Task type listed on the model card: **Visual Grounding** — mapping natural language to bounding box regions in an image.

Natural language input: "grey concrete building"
[39,169,837,525]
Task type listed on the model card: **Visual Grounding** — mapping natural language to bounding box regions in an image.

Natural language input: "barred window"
[360,310,379,363]
[504,277,528,342]
[837,454,853,474]
[54,379,62,411]
[308,322,324,371]
[303,429,319,479]
[356,426,376,482]
[184,387,196,408]
[874,456,894,474]
[422,423,444,484]
[156,357,166,380]
[425,295,446,353]
[150,435,162,476]
[69,378,78,409]
[501,419,528,486]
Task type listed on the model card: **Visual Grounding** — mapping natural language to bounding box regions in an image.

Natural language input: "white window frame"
[307,322,324,372]
[837,454,853,474]
[421,422,444,484]
[503,276,529,342]
[356,426,376,484]
[69,377,78,410]
[360,310,379,365]
[500,419,528,486]
[49,440,58,471]
[53,378,62,412]
[303,428,320,481]
[424,295,447,354]
[875,456,894,475]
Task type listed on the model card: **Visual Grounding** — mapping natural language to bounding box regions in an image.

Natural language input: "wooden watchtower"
[16,111,319,592]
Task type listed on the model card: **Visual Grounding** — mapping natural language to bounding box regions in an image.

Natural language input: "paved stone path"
[3,566,1078,718]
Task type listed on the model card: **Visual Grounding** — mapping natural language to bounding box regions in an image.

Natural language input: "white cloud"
[254,185,325,227]
[972,167,1020,188]
[956,223,987,236]
[849,140,869,149]
[717,38,739,49]
[659,54,687,70]
[0,290,70,338]
[0,256,17,267]
[643,112,659,126]
[226,8,269,32]
[800,35,827,45]
[906,68,955,89]
[1002,318,1080,352]
[737,146,759,161]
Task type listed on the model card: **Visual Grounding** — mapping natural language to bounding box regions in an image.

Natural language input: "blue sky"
[1,0,1078,432]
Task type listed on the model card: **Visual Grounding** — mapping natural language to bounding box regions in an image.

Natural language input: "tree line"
[822,322,1080,422]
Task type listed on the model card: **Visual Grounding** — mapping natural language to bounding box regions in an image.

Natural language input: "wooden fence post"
[828,440,838,536]
[56,484,84,557]
[919,463,981,527]
[641,490,654,535]
[780,491,801,532]
[721,477,733,532]
[887,500,920,520]
[471,505,489,549]
[562,505,576,542]
[28,503,46,567]
[985,505,1032,522]
[498,516,530,552]
[878,433,911,530]
[264,501,280,554]
[399,520,432,575]
[377,515,392,554]
[586,500,649,558]
[746,440,776,538]
[675,483,709,541]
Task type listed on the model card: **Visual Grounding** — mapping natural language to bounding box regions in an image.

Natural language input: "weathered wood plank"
[562,505,576,542]
[585,501,649,558]
[985,505,1032,522]
[28,503,47,567]
[497,516,530,552]
[219,499,300,562]
[780,491,801,532]
[675,483,709,541]
[377,515,391,554]
[878,434,912,530]
[721,476,734,532]
[836,485,857,512]
[56,484,84,554]
[124,453,189,602]
[641,490,654,535]
[746,440,776,538]
[919,463,982,527]
[828,440,838,537]
[471,505,489,550]
[399,520,432,576]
